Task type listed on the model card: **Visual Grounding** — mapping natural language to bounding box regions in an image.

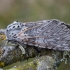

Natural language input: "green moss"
[4,56,55,70]
[0,61,5,67]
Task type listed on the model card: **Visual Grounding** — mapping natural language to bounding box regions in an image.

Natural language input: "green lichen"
[6,68,19,70]
[51,51,62,69]
[4,56,55,70]
[61,51,70,64]
[0,61,5,67]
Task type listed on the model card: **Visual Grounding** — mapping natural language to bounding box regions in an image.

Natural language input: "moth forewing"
[6,20,70,51]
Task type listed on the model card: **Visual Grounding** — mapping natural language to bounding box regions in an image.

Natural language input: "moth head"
[6,21,23,43]
[6,21,23,31]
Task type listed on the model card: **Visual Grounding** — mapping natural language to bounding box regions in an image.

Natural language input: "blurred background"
[0,0,70,70]
[0,0,70,28]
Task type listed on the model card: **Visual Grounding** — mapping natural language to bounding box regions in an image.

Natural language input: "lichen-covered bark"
[0,45,63,69]
[0,29,62,68]
[4,56,55,70]
[0,31,26,67]
[0,45,23,67]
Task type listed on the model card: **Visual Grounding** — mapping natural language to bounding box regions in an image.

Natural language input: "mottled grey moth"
[6,19,70,51]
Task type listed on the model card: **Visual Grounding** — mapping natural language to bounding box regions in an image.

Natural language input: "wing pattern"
[6,19,70,51]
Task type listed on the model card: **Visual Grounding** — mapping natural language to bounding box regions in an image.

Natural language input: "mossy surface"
[4,56,55,70]
[0,61,5,67]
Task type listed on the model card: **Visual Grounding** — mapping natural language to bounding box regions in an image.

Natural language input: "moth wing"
[16,20,70,51]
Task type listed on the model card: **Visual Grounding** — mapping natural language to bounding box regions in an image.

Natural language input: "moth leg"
[18,45,26,54]
[6,40,26,54]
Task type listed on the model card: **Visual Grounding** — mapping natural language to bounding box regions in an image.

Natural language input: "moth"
[6,19,70,51]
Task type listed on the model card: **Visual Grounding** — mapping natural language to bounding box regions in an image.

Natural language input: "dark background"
[0,0,70,70]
